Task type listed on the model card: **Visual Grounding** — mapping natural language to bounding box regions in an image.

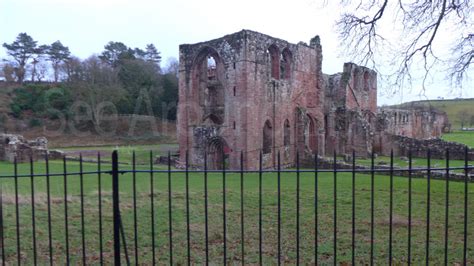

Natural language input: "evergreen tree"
[2,33,38,83]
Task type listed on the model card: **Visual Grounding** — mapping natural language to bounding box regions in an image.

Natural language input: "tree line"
[1,32,178,122]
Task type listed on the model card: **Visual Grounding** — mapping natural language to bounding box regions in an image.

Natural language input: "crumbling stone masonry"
[0,134,61,163]
[177,30,452,169]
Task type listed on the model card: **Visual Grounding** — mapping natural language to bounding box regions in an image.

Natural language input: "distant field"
[442,130,474,148]
[394,98,474,129]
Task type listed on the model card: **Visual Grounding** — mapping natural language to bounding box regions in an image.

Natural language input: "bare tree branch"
[330,0,473,95]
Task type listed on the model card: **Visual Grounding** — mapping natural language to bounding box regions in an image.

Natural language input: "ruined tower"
[178,30,326,169]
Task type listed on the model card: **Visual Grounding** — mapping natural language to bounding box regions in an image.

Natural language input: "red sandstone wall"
[178,30,326,169]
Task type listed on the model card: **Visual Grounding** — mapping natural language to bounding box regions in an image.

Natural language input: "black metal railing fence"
[0,148,472,265]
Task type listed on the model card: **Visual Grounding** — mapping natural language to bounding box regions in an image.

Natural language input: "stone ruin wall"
[377,107,450,139]
[0,134,48,163]
[178,30,326,169]
[382,135,473,160]
[178,29,458,169]
[323,63,377,157]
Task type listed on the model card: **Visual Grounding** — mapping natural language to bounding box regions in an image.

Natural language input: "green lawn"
[58,144,179,164]
[442,130,474,148]
[0,158,472,265]
[355,155,468,170]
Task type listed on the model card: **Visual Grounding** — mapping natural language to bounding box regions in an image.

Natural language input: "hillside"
[390,98,474,129]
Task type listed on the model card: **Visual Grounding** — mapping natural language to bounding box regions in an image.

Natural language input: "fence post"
[112,151,121,265]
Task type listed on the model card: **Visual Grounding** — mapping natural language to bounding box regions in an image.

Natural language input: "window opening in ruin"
[205,86,221,107]
[207,56,217,80]
[280,54,286,79]
[284,119,291,146]
[308,116,317,152]
[263,120,273,154]
[280,48,292,79]
[204,114,223,125]
[267,45,279,79]
[233,121,236,129]
[233,86,236,96]
[233,62,236,69]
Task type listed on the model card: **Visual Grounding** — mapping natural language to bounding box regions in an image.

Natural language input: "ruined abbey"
[177,30,451,169]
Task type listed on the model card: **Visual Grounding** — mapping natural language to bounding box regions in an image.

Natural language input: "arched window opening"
[203,114,223,125]
[284,119,291,146]
[207,56,217,80]
[280,48,292,79]
[307,115,317,152]
[267,45,280,79]
[263,120,273,154]
[193,47,225,125]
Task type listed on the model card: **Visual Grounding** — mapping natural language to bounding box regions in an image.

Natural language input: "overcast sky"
[1,0,472,105]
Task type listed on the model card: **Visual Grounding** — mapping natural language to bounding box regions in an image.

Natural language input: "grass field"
[442,130,474,148]
[0,157,472,265]
[59,144,179,164]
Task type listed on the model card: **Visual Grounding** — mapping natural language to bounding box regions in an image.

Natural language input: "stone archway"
[206,136,229,170]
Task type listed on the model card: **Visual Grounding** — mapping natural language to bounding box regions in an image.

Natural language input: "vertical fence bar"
[259,151,263,266]
[351,150,355,266]
[168,151,173,266]
[204,152,209,265]
[45,154,53,266]
[296,151,300,265]
[277,151,281,266]
[149,151,155,265]
[14,158,21,265]
[426,149,431,266]
[30,157,37,265]
[79,154,86,265]
[0,185,4,266]
[408,150,412,265]
[98,153,104,265]
[463,146,468,266]
[185,151,191,266]
[315,154,319,265]
[63,156,69,264]
[370,151,374,266]
[444,149,449,266]
[222,149,227,265]
[333,151,337,266]
[132,152,137,265]
[389,150,393,266]
[240,151,245,265]
[112,151,121,265]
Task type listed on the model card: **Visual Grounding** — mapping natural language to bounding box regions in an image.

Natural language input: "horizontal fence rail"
[0,148,472,265]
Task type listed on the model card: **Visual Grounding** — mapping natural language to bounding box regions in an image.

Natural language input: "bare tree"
[331,0,472,94]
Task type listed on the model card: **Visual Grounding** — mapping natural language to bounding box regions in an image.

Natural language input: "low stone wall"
[301,156,473,182]
[386,135,473,160]
[0,134,64,163]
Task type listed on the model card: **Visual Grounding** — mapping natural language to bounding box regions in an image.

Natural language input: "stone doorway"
[206,137,229,170]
